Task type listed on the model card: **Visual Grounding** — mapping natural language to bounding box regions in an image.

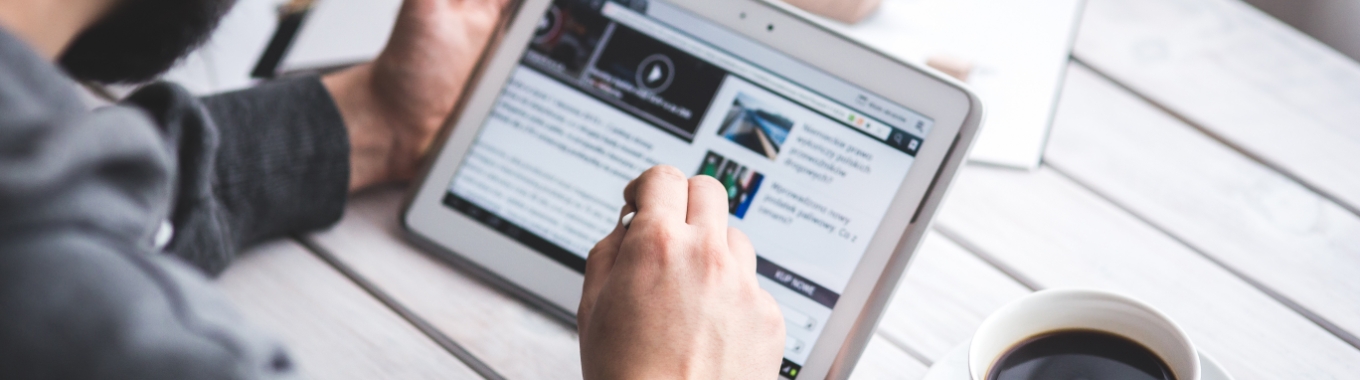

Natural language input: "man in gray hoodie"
[0,0,513,377]
[0,0,787,378]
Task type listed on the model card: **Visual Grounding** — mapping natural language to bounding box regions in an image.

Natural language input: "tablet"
[402,0,983,378]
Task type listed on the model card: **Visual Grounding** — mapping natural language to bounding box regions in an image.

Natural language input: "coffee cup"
[968,289,1200,380]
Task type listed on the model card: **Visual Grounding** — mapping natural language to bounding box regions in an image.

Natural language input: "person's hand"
[578,166,786,379]
[323,0,509,191]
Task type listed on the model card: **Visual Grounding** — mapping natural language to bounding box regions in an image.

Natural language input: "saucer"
[921,340,1233,380]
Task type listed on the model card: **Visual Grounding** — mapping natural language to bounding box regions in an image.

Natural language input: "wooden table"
[214,0,1360,378]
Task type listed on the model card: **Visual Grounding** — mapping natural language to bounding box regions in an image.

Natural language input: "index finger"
[686,175,730,229]
[625,165,690,226]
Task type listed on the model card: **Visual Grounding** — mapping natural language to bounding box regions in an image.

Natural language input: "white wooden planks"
[935,166,1360,379]
[305,187,583,379]
[1046,64,1360,346]
[1074,0,1360,214]
[874,232,1032,363]
[218,240,479,379]
[849,336,930,379]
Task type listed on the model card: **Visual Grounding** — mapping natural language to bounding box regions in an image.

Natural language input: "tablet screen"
[442,1,933,376]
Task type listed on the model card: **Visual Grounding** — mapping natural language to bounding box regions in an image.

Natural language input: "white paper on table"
[162,0,288,95]
[779,0,1085,169]
[278,0,403,73]
[164,0,400,93]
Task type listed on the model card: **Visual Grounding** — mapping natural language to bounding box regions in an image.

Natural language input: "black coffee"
[987,330,1175,380]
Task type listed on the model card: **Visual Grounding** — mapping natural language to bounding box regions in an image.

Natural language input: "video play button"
[636,54,675,93]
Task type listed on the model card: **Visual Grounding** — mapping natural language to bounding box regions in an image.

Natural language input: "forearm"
[322,64,413,192]
[319,0,507,192]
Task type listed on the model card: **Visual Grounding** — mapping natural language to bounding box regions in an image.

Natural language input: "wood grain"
[306,187,584,379]
[217,240,479,379]
[1046,63,1360,346]
[1074,0,1360,214]
[849,335,930,379]
[875,232,1032,363]
[935,166,1360,378]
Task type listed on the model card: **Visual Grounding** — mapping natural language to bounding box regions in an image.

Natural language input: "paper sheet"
[162,0,287,95]
[789,0,1085,169]
[280,0,403,73]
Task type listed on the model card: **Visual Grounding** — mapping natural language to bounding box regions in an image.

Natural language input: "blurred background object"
[925,55,975,82]
[782,0,883,24]
[162,0,286,94]
[1243,0,1360,62]
[250,0,317,78]
[272,0,402,74]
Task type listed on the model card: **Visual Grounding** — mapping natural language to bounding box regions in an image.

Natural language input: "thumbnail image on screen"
[697,151,765,219]
[718,93,796,160]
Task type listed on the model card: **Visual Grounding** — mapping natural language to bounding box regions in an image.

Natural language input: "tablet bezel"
[402,0,983,378]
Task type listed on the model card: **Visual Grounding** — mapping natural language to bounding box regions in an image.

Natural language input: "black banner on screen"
[757,256,840,308]
[520,1,722,143]
[585,26,726,142]
[525,0,646,79]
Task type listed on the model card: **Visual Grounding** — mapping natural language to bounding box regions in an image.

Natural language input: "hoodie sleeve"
[127,75,350,275]
[199,75,350,250]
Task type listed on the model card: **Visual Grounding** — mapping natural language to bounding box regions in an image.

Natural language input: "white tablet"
[403,0,983,378]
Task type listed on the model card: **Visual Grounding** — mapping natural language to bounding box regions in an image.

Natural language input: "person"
[0,0,784,378]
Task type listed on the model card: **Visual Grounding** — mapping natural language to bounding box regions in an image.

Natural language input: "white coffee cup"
[968,289,1200,380]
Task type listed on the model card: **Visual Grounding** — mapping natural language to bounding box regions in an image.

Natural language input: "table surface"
[213,0,1360,378]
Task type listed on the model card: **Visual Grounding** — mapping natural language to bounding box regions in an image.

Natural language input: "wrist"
[323,64,402,191]
[586,367,684,380]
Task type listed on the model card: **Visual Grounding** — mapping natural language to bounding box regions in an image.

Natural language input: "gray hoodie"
[0,25,350,379]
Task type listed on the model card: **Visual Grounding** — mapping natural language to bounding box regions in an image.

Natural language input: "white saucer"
[921,341,1233,380]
